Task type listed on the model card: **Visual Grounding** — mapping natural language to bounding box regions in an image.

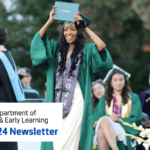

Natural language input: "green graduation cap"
[58,13,92,27]
[103,64,131,85]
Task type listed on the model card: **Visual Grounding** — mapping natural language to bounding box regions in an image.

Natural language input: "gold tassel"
[93,142,97,149]
[93,121,98,128]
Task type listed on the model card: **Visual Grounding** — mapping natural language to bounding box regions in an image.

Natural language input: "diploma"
[53,1,79,21]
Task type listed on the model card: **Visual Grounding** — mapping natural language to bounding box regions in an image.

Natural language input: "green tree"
[74,0,150,93]
[0,0,72,96]
[1,0,150,94]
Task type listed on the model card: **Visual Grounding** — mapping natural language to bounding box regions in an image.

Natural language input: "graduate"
[30,5,113,150]
[92,79,105,110]
[139,73,150,127]
[0,27,25,150]
[93,68,142,150]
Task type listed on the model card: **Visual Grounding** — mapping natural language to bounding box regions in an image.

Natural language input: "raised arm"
[85,27,106,51]
[74,13,106,51]
[39,6,57,38]
[30,6,58,71]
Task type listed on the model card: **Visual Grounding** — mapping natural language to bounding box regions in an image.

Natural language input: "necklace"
[113,94,122,117]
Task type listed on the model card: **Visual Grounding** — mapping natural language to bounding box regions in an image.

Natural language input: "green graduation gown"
[30,31,113,150]
[93,93,142,150]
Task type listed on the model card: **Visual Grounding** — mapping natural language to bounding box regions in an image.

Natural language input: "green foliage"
[1,0,150,95]
[74,0,150,93]
[0,0,71,96]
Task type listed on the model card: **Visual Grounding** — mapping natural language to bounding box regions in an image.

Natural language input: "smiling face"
[111,73,125,92]
[92,83,105,100]
[63,23,78,44]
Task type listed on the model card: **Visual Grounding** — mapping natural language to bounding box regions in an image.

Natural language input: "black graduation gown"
[0,51,18,150]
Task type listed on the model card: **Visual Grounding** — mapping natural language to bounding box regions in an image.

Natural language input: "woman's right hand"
[49,6,57,21]
[109,113,119,121]
[39,5,57,38]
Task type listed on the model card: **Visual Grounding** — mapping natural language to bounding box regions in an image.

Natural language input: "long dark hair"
[92,81,105,110]
[105,69,132,107]
[58,27,85,76]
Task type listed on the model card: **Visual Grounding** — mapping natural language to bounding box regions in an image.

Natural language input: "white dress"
[53,80,84,150]
[94,116,136,148]
[94,116,127,146]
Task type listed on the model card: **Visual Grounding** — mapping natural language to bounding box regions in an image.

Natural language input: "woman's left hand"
[74,13,83,25]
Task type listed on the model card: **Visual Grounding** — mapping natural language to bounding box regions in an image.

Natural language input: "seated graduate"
[93,68,142,150]
[92,79,105,110]
[0,26,25,150]
[139,73,150,128]
[18,67,43,99]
